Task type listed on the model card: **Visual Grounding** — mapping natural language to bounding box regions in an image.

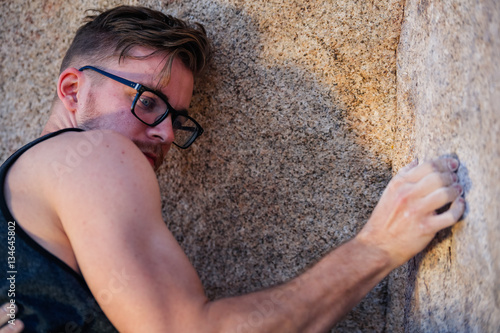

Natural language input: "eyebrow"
[140,83,190,115]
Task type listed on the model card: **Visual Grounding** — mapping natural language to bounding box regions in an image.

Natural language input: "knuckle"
[395,194,407,209]
[428,172,442,186]
[423,160,438,173]
[391,174,404,187]
[431,158,449,173]
[395,187,412,207]
[407,204,420,218]
[389,173,407,190]
[419,217,435,235]
[419,161,438,177]
[436,188,454,206]
[447,171,457,185]
[421,223,433,236]
[430,160,440,170]
[439,187,455,201]
[438,172,454,187]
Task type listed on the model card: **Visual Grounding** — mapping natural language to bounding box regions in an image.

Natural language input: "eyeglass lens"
[134,90,199,148]
[135,91,168,124]
[172,115,199,147]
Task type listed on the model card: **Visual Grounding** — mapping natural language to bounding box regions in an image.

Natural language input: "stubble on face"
[131,140,166,171]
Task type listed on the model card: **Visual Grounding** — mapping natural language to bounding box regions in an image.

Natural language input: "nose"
[146,114,175,144]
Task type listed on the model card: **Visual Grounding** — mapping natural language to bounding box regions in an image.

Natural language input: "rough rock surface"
[1,0,405,331]
[390,0,500,331]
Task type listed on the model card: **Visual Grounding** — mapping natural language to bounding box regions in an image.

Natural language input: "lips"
[143,152,156,168]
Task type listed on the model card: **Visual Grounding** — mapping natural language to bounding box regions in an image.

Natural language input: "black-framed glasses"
[79,65,203,149]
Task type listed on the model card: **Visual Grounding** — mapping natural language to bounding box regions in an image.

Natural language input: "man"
[0,5,465,332]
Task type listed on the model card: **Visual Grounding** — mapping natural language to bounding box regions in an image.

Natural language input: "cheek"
[110,112,149,136]
[80,88,147,135]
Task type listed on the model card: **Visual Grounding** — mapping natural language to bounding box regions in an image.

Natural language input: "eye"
[139,96,155,109]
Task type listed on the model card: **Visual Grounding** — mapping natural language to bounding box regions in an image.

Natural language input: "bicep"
[52,134,207,332]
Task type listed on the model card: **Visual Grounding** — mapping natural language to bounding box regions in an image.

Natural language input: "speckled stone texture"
[1,0,405,331]
[390,0,500,331]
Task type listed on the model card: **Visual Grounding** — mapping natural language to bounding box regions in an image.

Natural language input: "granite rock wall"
[388,0,500,331]
[160,1,404,332]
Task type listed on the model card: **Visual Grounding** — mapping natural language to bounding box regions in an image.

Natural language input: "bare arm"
[204,158,465,332]
[48,131,464,332]
[203,237,392,332]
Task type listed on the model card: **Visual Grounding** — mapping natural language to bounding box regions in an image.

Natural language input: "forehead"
[105,47,194,107]
[109,47,193,91]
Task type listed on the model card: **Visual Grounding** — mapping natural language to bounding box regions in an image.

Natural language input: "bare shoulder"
[50,129,157,189]
[5,130,161,272]
[36,130,153,179]
[37,129,166,251]
[27,129,162,220]
[9,129,156,199]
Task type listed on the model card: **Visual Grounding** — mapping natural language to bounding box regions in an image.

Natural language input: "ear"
[57,67,84,112]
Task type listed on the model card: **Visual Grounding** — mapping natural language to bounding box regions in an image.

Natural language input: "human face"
[77,48,194,170]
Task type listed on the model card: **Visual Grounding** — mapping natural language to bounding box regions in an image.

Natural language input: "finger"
[403,158,459,183]
[0,303,15,326]
[391,159,419,187]
[421,183,463,213]
[0,320,24,333]
[399,158,419,174]
[0,303,23,332]
[428,197,466,230]
[411,171,458,198]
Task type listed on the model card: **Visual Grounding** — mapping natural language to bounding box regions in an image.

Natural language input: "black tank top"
[0,128,118,332]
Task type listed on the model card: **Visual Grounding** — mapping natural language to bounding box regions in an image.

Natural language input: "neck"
[41,105,78,137]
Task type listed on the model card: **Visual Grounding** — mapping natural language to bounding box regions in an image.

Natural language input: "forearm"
[202,237,393,333]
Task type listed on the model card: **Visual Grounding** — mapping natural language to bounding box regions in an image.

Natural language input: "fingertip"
[14,319,24,332]
[432,197,466,230]
[459,196,466,208]
[448,158,459,171]
[453,183,464,196]
[454,197,466,221]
